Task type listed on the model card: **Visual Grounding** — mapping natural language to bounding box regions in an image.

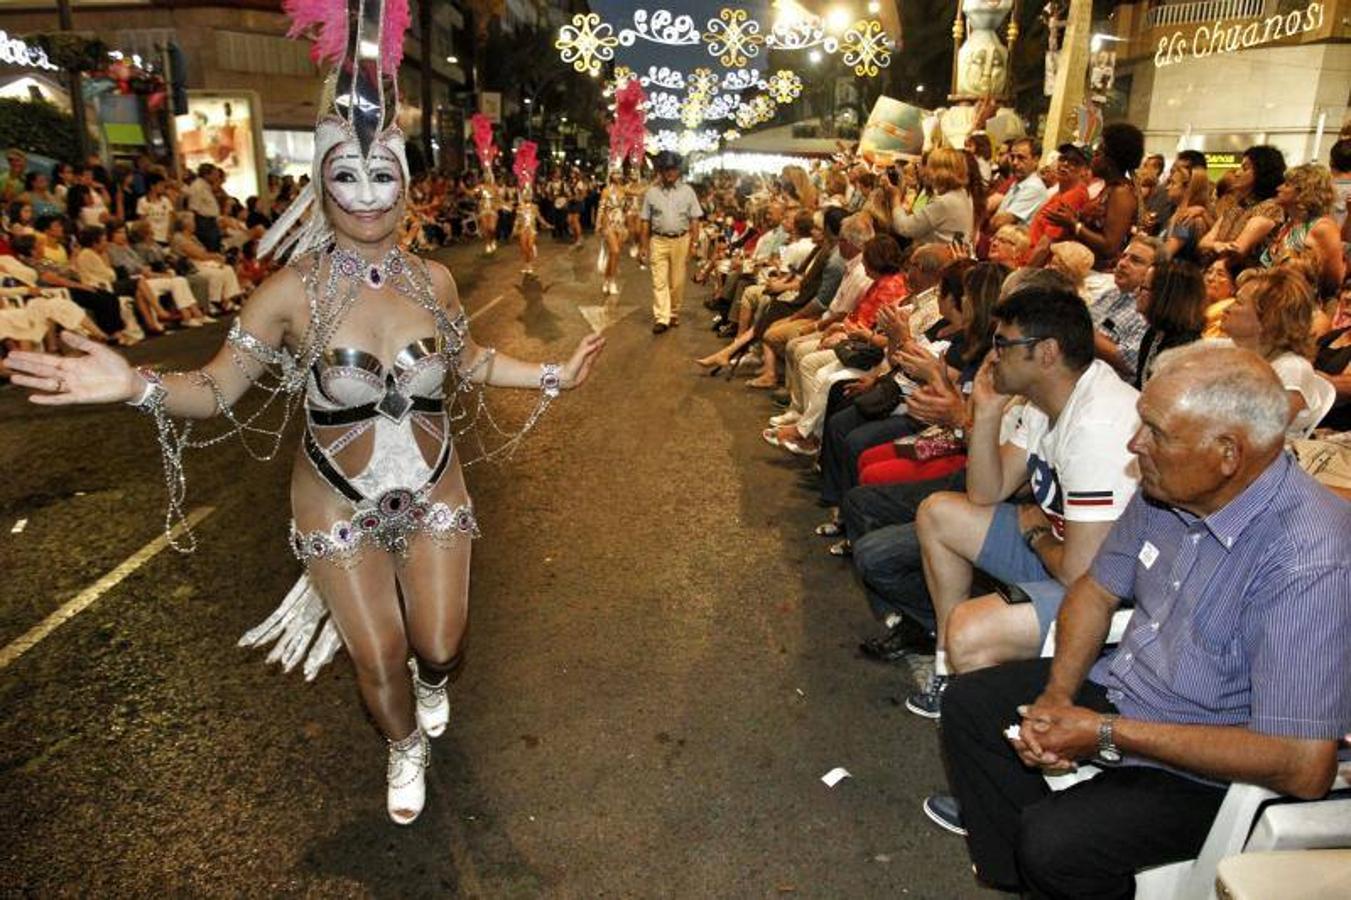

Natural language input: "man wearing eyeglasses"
[904,286,1140,720]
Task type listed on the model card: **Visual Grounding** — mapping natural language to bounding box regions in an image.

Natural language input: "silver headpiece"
[260,0,412,260]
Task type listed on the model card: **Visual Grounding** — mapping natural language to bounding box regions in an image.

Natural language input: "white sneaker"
[386,728,429,825]
[409,658,449,738]
[769,411,801,427]
[184,319,204,328]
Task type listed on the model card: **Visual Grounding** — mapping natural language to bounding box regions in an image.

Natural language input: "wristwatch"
[1097,714,1122,763]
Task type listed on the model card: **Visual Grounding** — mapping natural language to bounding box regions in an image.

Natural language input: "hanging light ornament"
[704,8,765,68]
[840,20,893,77]
[763,70,803,104]
[555,13,619,76]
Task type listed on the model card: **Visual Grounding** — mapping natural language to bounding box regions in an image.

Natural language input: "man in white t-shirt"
[907,286,1140,718]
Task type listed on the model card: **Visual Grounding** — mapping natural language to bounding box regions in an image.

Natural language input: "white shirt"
[1009,359,1141,537]
[825,254,873,318]
[996,172,1049,224]
[137,195,174,243]
[1270,352,1332,440]
[779,236,816,272]
[185,177,220,218]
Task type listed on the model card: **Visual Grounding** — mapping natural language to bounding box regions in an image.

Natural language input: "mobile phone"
[995,582,1033,605]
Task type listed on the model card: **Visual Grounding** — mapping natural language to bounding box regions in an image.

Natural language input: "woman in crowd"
[1201,255,1241,337]
[781,165,818,211]
[104,219,211,327]
[814,258,988,534]
[765,235,909,455]
[987,223,1029,267]
[1047,122,1143,270]
[170,211,243,313]
[68,181,109,228]
[20,171,62,219]
[72,225,167,335]
[1199,144,1286,264]
[1314,279,1351,430]
[37,216,70,266]
[1161,166,1215,263]
[1133,259,1205,387]
[7,201,35,240]
[1221,266,1332,438]
[1046,241,1095,301]
[10,233,136,344]
[886,148,974,248]
[1264,162,1346,295]
[597,170,627,296]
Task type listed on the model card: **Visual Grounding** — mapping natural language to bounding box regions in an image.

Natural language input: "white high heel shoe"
[387,728,429,825]
[409,658,450,738]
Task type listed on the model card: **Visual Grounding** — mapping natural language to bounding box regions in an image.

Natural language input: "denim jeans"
[844,470,967,631]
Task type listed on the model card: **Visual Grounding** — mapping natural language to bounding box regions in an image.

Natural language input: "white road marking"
[10,519,26,534]
[0,506,216,672]
[468,293,505,322]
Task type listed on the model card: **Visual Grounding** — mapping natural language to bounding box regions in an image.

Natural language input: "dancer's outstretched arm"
[8,266,298,415]
[426,261,604,392]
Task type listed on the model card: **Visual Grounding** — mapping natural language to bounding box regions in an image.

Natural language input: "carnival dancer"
[7,0,605,826]
[640,151,703,334]
[513,141,541,277]
[597,171,627,296]
[625,171,646,262]
[470,114,499,255]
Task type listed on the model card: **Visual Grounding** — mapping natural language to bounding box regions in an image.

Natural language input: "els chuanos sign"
[1154,1,1324,68]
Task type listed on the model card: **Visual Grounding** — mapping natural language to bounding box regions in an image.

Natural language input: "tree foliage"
[0,99,81,164]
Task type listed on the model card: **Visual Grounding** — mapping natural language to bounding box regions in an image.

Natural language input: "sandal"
[814,520,843,537]
[761,427,782,448]
[828,539,852,557]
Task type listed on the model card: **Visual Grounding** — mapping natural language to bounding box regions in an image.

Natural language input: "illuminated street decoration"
[704,8,765,67]
[575,2,895,157]
[639,65,685,90]
[618,9,701,47]
[1154,1,1323,68]
[0,31,58,71]
[841,19,893,78]
[763,70,803,104]
[555,13,618,76]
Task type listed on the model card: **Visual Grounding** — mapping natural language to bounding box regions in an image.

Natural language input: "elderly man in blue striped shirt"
[925,343,1351,898]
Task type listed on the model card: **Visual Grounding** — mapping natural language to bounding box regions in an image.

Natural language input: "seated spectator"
[104,220,211,327]
[9,233,137,344]
[170,211,244,313]
[1201,255,1240,337]
[36,215,70,266]
[136,177,175,245]
[987,223,1029,268]
[1088,234,1161,379]
[72,225,166,335]
[1220,267,1330,438]
[907,286,1140,717]
[1045,241,1094,300]
[758,211,860,368]
[848,269,1077,664]
[0,251,109,358]
[20,171,62,219]
[1315,278,1351,430]
[7,201,34,240]
[930,343,1350,898]
[1199,145,1285,265]
[766,235,910,454]
[1133,259,1205,387]
[1026,145,1091,264]
[814,258,986,530]
[1263,162,1346,295]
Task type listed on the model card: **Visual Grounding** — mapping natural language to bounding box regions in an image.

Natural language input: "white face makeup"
[323,141,403,217]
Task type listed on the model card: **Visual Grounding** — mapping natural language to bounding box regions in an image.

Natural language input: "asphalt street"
[1,233,984,898]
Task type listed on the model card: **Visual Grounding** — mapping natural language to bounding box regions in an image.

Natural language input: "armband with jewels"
[539,363,563,398]
[127,367,167,411]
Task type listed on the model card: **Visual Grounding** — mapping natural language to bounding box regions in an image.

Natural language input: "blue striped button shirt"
[1089,453,1351,741]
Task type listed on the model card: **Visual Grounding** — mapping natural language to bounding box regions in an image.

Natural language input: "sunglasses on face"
[992,333,1044,353]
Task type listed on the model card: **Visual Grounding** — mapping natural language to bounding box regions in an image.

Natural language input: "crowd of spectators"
[0,150,271,366]
[681,122,1351,896]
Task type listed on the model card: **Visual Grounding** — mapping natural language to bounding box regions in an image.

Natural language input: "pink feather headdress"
[608,80,647,168]
[283,0,410,71]
[513,141,539,188]
[470,113,498,171]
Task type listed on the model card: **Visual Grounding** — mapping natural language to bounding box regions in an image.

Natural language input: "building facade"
[1107,0,1350,164]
